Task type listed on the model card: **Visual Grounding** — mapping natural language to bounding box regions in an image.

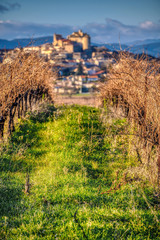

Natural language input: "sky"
[0,0,160,43]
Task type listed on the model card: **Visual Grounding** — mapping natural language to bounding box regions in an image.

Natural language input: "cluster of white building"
[3,30,116,94]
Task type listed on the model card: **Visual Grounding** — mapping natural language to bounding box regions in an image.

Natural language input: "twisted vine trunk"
[100,52,160,186]
[0,116,5,138]
[0,49,56,139]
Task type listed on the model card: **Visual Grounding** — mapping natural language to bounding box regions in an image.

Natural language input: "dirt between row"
[54,94,101,107]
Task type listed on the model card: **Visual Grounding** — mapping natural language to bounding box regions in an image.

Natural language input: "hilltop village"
[1,30,116,94]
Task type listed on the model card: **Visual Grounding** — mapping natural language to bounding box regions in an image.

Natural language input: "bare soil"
[54,94,101,107]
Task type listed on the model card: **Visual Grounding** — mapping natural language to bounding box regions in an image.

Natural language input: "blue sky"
[0,0,160,43]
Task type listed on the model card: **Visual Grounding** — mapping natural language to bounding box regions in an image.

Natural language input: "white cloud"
[83,19,160,43]
[140,21,154,29]
[0,19,160,43]
[0,21,76,40]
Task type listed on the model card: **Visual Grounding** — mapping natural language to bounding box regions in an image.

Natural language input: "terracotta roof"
[94,70,105,75]
[80,75,87,78]
[79,75,99,79]
[88,75,99,78]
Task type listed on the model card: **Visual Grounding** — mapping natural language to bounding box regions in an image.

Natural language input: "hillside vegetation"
[0,105,159,239]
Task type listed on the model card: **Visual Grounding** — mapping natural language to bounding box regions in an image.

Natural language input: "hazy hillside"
[127,38,160,45]
[92,42,128,51]
[0,36,160,57]
[0,36,53,49]
[96,41,160,57]
[128,42,160,57]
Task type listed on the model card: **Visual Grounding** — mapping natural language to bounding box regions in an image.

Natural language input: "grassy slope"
[0,105,159,240]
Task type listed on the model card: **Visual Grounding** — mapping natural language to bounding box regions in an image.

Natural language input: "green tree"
[76,62,83,75]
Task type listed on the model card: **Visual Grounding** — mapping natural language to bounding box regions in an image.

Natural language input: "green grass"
[0,104,159,239]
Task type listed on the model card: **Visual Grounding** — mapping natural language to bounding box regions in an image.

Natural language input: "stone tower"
[53,34,63,46]
[67,30,90,51]
[82,34,90,50]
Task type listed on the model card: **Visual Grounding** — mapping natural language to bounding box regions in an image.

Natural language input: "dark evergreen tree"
[76,63,83,75]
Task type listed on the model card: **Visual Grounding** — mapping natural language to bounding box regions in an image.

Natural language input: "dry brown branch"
[0,49,57,138]
[100,52,160,185]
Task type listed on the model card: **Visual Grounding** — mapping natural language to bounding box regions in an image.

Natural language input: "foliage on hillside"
[0,105,159,239]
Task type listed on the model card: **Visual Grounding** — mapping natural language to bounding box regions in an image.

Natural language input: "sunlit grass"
[0,105,159,239]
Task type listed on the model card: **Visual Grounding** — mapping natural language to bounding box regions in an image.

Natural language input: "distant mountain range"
[0,37,160,58]
[93,39,160,58]
[0,36,53,50]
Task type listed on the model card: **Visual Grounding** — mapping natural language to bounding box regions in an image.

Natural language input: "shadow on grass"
[29,104,56,123]
[0,176,23,218]
[0,104,57,229]
[0,104,56,174]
